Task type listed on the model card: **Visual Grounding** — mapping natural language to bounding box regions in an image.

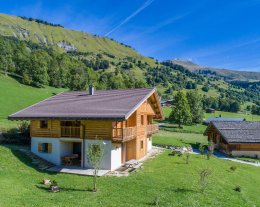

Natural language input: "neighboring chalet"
[206,108,215,113]
[9,87,163,170]
[204,121,260,158]
[160,99,174,107]
[204,117,246,125]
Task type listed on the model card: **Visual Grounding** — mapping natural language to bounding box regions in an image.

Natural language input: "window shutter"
[48,143,52,153]
[38,143,42,152]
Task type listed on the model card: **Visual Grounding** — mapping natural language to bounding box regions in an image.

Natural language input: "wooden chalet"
[204,121,260,158]
[9,87,163,170]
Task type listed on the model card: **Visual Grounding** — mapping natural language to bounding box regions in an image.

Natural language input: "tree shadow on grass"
[172,187,197,193]
[2,144,58,175]
[36,184,94,192]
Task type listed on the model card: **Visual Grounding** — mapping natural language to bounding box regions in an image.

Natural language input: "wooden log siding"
[31,120,60,137]
[83,120,112,139]
[229,144,260,151]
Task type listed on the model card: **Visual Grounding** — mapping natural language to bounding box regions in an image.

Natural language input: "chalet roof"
[8,88,163,121]
[205,117,246,124]
[204,121,260,143]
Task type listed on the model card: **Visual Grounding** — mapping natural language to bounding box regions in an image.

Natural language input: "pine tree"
[169,90,192,127]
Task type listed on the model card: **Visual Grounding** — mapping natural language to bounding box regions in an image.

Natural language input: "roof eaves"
[124,88,156,120]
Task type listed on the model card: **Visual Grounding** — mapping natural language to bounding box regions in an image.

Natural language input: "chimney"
[89,85,94,95]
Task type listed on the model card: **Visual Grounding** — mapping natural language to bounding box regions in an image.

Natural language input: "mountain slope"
[0,13,154,64]
[172,59,260,81]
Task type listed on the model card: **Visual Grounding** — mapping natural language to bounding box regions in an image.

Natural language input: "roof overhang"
[124,88,164,120]
[8,116,125,121]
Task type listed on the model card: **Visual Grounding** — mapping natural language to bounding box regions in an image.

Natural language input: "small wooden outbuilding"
[204,121,260,158]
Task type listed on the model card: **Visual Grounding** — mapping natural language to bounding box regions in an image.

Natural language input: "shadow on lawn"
[172,187,196,193]
[36,185,93,192]
[2,144,58,175]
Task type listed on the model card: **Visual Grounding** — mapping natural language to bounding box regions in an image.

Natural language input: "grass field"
[163,106,260,121]
[0,75,64,129]
[0,144,259,207]
[153,130,207,147]
[204,111,260,121]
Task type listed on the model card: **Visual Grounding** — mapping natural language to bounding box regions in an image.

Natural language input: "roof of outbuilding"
[205,121,260,143]
[205,117,245,124]
[9,88,163,120]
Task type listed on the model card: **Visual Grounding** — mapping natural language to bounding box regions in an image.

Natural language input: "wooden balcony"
[61,126,81,138]
[112,127,137,142]
[146,124,159,135]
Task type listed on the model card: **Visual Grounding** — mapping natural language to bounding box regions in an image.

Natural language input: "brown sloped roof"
[205,121,260,143]
[9,88,163,120]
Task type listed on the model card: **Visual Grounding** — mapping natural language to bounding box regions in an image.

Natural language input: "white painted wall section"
[31,137,61,165]
[83,139,122,170]
[147,137,152,151]
[83,139,112,170]
[111,143,122,170]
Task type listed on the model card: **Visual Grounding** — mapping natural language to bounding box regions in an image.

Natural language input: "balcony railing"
[146,124,159,135]
[61,126,80,138]
[112,127,137,142]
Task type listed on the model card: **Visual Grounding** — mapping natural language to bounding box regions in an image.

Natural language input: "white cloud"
[104,0,155,36]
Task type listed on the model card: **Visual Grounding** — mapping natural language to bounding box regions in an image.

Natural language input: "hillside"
[0,75,64,128]
[0,13,153,62]
[172,59,260,81]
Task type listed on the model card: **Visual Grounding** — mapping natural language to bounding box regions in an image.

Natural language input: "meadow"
[0,75,64,129]
[0,143,259,207]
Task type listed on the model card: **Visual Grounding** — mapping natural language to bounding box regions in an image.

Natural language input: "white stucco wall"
[111,143,122,170]
[83,139,122,170]
[31,137,61,165]
[147,137,152,151]
[232,151,260,158]
[32,137,123,170]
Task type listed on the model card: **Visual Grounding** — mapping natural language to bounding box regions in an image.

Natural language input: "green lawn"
[163,106,260,122]
[0,145,259,206]
[204,111,260,121]
[0,75,65,129]
[153,130,207,147]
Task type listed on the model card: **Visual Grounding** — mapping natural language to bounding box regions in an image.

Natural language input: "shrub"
[234,185,241,192]
[199,169,211,193]
[153,195,159,206]
[184,153,190,164]
[18,121,30,136]
[199,143,205,155]
[230,166,237,171]
[207,140,214,160]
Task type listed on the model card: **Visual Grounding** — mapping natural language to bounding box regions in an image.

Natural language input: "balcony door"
[60,121,81,138]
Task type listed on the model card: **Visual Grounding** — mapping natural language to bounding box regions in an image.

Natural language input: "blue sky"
[1,0,260,72]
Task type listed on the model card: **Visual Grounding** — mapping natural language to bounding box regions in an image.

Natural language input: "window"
[141,115,144,125]
[40,120,48,129]
[61,121,80,127]
[38,143,52,153]
[140,140,144,149]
